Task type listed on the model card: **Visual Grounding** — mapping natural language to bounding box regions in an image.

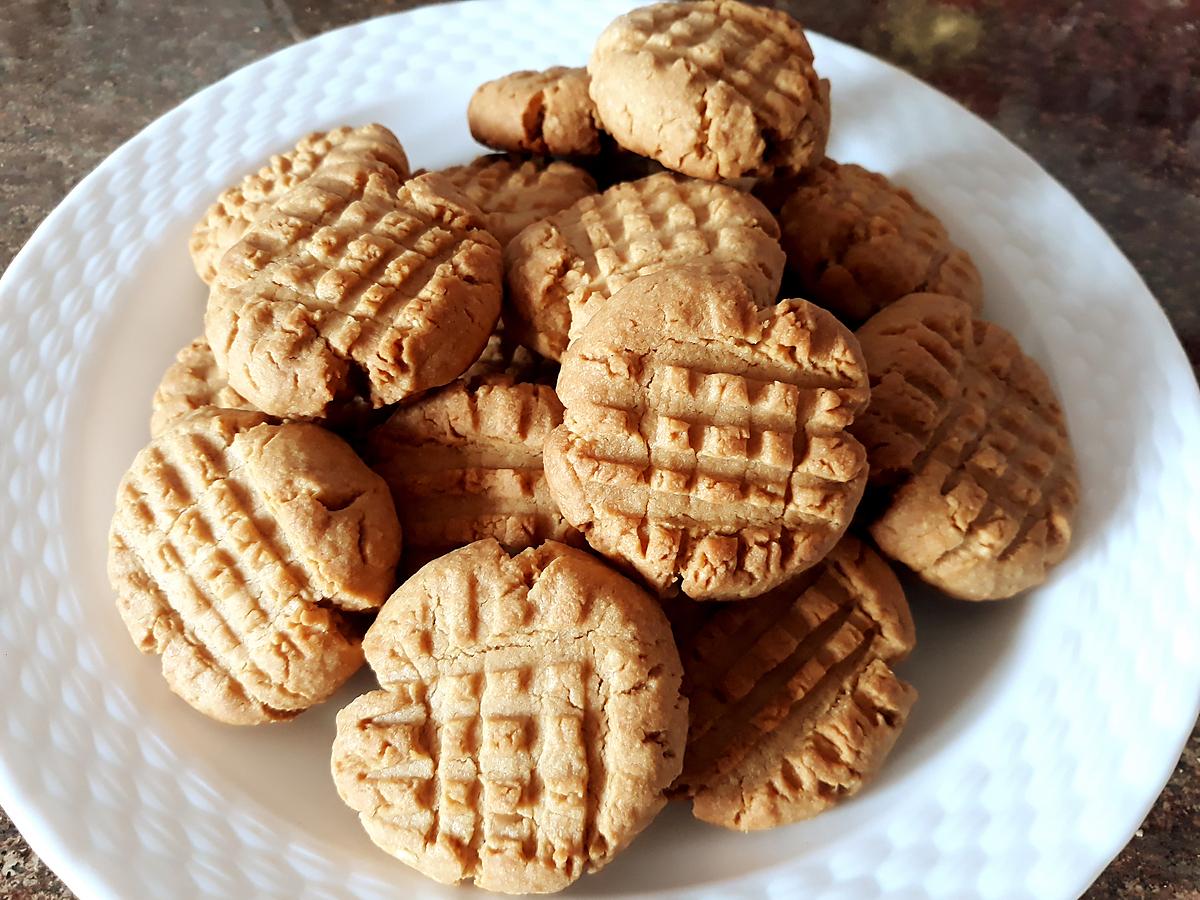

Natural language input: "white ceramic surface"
[1,1,1198,897]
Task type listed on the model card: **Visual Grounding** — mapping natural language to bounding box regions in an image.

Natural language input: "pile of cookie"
[107,0,1079,893]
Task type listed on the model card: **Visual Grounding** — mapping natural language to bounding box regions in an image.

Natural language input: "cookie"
[436,154,597,247]
[505,172,785,360]
[108,409,402,724]
[330,539,687,894]
[851,293,1079,600]
[189,124,410,285]
[206,168,503,418]
[150,336,255,437]
[778,160,983,324]
[670,535,916,830]
[468,66,602,157]
[543,266,870,601]
[364,377,579,567]
[588,1,830,180]
[149,337,386,439]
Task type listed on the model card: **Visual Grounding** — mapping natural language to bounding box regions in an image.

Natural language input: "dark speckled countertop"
[1,1,1197,897]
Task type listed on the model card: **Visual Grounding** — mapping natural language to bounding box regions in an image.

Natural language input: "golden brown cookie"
[149,336,382,440]
[108,409,402,724]
[505,172,785,360]
[189,124,410,285]
[778,160,983,324]
[150,337,255,436]
[851,293,1079,600]
[330,539,687,894]
[435,154,597,247]
[364,376,579,567]
[670,535,916,830]
[588,1,830,180]
[468,66,602,157]
[206,167,503,419]
[543,266,870,601]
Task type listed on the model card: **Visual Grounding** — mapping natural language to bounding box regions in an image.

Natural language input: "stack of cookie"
[107,0,1079,893]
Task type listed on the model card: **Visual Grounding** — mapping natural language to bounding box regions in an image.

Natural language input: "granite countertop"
[1,0,1197,896]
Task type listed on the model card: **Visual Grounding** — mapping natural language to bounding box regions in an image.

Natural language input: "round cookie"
[851,293,1079,600]
[189,124,410,285]
[206,168,503,418]
[543,266,870,601]
[588,1,830,180]
[468,66,602,157]
[331,539,687,894]
[778,160,983,324]
[108,409,402,724]
[670,535,917,830]
[149,337,387,440]
[505,171,785,360]
[150,336,256,436]
[435,154,597,247]
[364,376,579,568]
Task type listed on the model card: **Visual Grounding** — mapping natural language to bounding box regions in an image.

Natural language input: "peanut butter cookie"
[588,1,830,180]
[468,66,603,157]
[671,535,916,830]
[852,293,1078,600]
[189,124,410,285]
[436,154,597,247]
[150,336,255,436]
[206,168,503,418]
[505,171,784,360]
[365,376,579,567]
[778,160,983,323]
[108,409,402,724]
[331,539,686,894]
[544,266,870,600]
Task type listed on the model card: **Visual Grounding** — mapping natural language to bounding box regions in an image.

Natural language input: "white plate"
[2,1,1198,897]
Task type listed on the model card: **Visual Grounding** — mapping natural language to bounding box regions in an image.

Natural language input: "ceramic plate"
[1,1,1198,897]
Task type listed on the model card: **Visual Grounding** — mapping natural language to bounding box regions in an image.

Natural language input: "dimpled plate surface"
[0,1,1198,897]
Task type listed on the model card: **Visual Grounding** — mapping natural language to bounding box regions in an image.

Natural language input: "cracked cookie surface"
[365,376,580,569]
[108,409,402,724]
[331,538,686,894]
[505,171,784,361]
[778,160,983,324]
[588,1,830,180]
[543,265,870,601]
[205,168,503,418]
[668,535,916,830]
[150,336,256,436]
[468,67,603,157]
[189,123,410,285]
[436,154,597,247]
[852,293,1078,600]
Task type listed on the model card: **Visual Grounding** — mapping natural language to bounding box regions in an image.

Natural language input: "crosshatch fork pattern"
[667,537,916,829]
[1,1,1199,898]
[549,280,871,600]
[332,541,686,892]
[856,297,1079,596]
[209,166,501,413]
[365,378,578,561]
[339,659,596,886]
[505,172,783,358]
[631,1,820,133]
